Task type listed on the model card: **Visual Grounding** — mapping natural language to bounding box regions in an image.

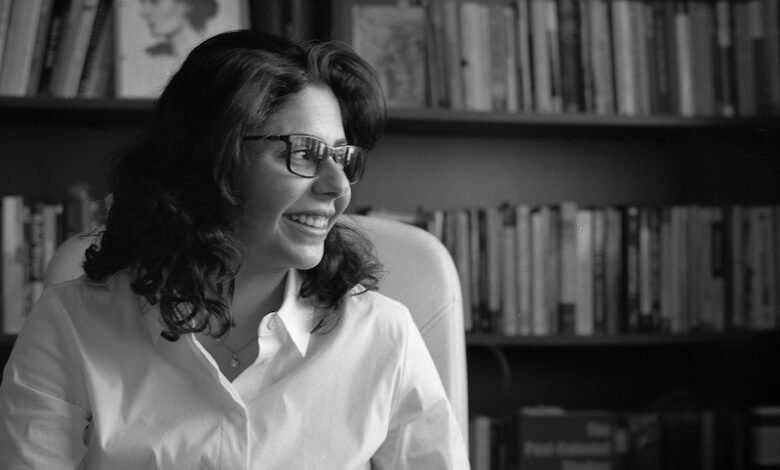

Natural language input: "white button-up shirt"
[0,270,469,469]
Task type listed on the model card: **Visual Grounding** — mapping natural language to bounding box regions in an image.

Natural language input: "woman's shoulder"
[35,269,143,328]
[45,269,135,303]
[341,286,415,339]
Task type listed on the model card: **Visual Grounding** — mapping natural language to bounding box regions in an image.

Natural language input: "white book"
[575,209,594,336]
[515,205,532,335]
[502,221,518,335]
[3,195,28,334]
[531,206,549,335]
[0,0,46,95]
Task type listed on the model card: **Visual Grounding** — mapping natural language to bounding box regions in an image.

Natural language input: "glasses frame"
[242,134,367,184]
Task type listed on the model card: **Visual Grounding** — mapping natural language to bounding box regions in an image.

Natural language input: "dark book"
[518,408,621,470]
[557,0,584,112]
[36,0,73,96]
[623,206,641,332]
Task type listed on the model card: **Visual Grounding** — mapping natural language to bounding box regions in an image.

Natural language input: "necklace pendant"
[230,354,239,368]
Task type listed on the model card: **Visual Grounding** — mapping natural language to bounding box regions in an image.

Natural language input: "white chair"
[43,215,469,444]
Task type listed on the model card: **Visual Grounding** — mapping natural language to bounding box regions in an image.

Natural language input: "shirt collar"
[275,269,314,357]
[142,269,314,356]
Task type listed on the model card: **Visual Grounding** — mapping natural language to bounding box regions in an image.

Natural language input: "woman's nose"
[312,156,350,198]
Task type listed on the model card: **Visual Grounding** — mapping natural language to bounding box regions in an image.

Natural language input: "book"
[611,0,637,115]
[546,0,562,112]
[588,0,615,114]
[47,0,88,96]
[604,207,623,334]
[623,206,641,332]
[575,208,594,336]
[517,407,621,470]
[28,204,45,306]
[24,0,55,96]
[2,195,29,334]
[453,209,474,332]
[76,0,112,97]
[501,205,518,335]
[441,0,463,109]
[459,1,491,111]
[515,204,532,335]
[714,0,738,117]
[485,205,502,331]
[558,201,578,334]
[516,0,533,112]
[531,206,550,335]
[746,206,777,329]
[576,0,593,112]
[763,0,780,115]
[591,208,607,333]
[35,0,73,96]
[0,0,14,74]
[557,0,584,112]
[693,0,717,116]
[48,0,105,96]
[733,0,757,116]
[674,0,695,117]
[749,406,780,468]
[530,0,553,112]
[623,412,662,470]
[0,0,47,96]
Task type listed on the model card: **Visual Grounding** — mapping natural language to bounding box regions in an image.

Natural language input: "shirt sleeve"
[371,309,470,470]
[0,287,91,469]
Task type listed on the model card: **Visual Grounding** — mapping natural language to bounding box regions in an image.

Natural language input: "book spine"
[557,0,584,112]
[516,204,532,336]
[558,201,578,335]
[25,0,55,96]
[53,0,101,97]
[37,0,73,96]
[501,206,518,336]
[0,0,46,96]
[623,206,640,332]
[0,0,15,70]
[76,0,110,97]
[530,0,552,112]
[2,196,29,334]
[575,209,594,336]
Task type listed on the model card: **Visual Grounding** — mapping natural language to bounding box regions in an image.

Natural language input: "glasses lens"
[342,147,365,184]
[287,135,366,183]
[288,136,323,177]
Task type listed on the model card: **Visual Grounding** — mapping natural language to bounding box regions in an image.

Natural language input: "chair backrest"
[43,215,469,442]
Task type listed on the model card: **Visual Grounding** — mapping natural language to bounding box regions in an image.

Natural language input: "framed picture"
[333,0,429,109]
[114,0,249,98]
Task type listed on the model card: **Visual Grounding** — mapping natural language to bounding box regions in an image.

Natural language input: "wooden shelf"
[5,330,777,349]
[2,97,779,136]
[466,330,780,347]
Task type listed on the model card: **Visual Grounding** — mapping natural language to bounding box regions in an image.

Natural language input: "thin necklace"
[216,335,257,368]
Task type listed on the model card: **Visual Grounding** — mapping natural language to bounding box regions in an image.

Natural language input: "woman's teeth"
[287,214,328,229]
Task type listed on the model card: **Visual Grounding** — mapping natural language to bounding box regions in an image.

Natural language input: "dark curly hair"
[83,30,386,340]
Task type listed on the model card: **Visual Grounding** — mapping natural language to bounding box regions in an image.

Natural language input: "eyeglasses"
[242,134,367,184]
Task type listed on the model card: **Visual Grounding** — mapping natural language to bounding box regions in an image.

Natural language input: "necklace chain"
[216,335,257,368]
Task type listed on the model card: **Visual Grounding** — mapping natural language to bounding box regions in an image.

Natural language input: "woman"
[0,31,469,469]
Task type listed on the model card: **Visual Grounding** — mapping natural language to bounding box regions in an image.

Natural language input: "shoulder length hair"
[84,30,386,340]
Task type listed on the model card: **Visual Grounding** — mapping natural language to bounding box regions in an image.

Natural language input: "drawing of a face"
[140,0,191,38]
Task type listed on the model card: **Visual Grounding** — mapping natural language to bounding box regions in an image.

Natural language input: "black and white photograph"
[115,0,247,97]
[0,0,779,469]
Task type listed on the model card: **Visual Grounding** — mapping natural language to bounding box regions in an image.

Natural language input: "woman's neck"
[229,267,289,329]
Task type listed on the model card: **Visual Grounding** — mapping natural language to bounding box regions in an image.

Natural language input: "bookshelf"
[2,0,780,468]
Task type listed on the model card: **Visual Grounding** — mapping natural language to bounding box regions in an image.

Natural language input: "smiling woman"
[0,30,470,469]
